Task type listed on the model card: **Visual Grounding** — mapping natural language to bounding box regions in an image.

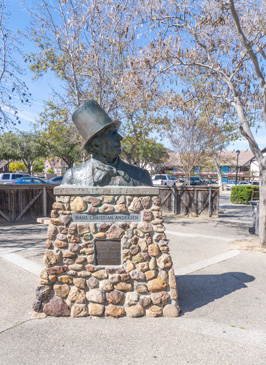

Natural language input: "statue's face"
[98,125,123,161]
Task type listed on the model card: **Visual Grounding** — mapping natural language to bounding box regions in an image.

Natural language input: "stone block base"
[33,187,180,318]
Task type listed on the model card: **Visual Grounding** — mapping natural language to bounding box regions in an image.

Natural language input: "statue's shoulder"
[118,158,153,186]
[61,159,93,185]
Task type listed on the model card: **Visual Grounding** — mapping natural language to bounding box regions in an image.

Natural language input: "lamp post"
[236,150,240,185]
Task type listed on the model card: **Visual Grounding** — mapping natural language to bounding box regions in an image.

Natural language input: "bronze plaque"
[95,240,121,266]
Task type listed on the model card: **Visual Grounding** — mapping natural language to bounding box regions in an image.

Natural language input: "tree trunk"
[214,154,223,191]
[259,167,266,247]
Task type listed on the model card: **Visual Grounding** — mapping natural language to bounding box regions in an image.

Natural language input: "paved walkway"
[0,192,266,364]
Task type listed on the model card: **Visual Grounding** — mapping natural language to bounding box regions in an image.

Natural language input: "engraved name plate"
[95,240,121,266]
[72,213,141,222]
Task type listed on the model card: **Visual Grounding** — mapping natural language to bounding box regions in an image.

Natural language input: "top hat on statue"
[72,100,120,147]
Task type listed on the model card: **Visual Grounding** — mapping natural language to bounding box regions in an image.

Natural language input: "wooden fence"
[0,184,219,223]
[0,185,56,223]
[159,186,219,217]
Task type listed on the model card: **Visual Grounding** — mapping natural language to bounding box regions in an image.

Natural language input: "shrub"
[46,168,54,174]
[230,185,259,205]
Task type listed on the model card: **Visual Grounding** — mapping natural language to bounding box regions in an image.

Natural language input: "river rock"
[69,264,83,271]
[130,269,145,281]
[36,285,50,301]
[157,254,173,269]
[126,304,145,318]
[132,253,144,264]
[99,204,114,213]
[107,225,125,239]
[68,287,86,303]
[163,304,180,317]
[67,235,81,244]
[143,210,153,222]
[128,197,142,212]
[125,260,135,272]
[130,244,140,255]
[98,223,111,232]
[71,304,88,317]
[151,291,170,305]
[140,196,151,209]
[86,288,105,304]
[145,270,157,280]
[54,284,69,298]
[84,196,102,207]
[138,239,148,252]
[75,256,88,264]
[125,292,139,306]
[103,195,115,204]
[47,225,57,240]
[148,277,168,292]
[109,274,121,284]
[70,197,87,212]
[114,282,133,292]
[148,243,160,257]
[107,290,125,305]
[58,276,73,284]
[63,250,76,258]
[92,270,108,279]
[44,249,61,267]
[137,222,153,233]
[100,280,113,292]
[147,305,163,317]
[54,239,68,248]
[89,303,104,316]
[43,297,70,317]
[105,304,125,318]
[86,276,99,289]
[77,224,90,236]
[169,268,177,289]
[50,218,64,226]
[73,278,86,289]
[139,296,152,308]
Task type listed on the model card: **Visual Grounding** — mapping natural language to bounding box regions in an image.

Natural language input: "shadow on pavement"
[0,224,46,250]
[177,272,255,314]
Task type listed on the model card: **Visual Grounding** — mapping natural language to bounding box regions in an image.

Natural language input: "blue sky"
[5,0,266,153]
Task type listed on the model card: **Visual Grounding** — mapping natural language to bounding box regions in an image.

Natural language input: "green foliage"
[46,168,54,174]
[122,137,168,168]
[9,162,26,172]
[32,158,45,173]
[38,101,84,168]
[230,185,259,205]
[0,131,47,174]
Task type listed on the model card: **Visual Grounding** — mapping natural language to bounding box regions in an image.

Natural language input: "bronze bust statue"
[62,100,153,186]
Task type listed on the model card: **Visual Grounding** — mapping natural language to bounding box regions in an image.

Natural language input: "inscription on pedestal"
[95,240,121,266]
[72,213,141,222]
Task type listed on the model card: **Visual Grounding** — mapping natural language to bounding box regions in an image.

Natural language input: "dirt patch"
[229,238,266,253]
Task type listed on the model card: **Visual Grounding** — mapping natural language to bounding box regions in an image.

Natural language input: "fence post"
[208,187,212,217]
[43,186,47,217]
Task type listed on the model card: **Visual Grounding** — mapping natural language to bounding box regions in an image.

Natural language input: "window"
[2,174,10,180]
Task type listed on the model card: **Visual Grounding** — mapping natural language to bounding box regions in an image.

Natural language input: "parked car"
[0,173,30,185]
[183,176,203,186]
[12,177,49,185]
[237,181,252,186]
[206,180,218,185]
[152,174,175,186]
[225,180,237,190]
[47,176,64,184]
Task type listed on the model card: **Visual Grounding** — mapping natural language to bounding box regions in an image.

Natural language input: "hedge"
[230,185,259,205]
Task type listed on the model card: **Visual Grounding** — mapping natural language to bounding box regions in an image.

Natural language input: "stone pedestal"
[33,186,180,318]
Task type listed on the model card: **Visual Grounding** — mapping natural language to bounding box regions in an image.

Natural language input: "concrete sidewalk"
[0,192,266,364]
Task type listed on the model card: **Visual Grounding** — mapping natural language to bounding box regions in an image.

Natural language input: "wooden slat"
[14,190,43,222]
